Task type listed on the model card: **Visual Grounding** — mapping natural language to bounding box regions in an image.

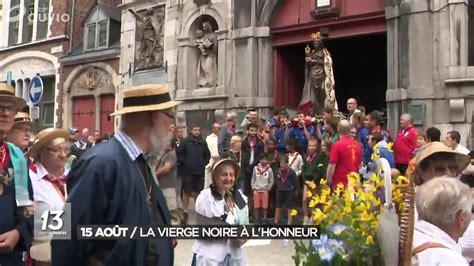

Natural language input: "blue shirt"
[115,130,144,161]
[289,126,315,153]
[359,127,371,165]
[274,127,287,152]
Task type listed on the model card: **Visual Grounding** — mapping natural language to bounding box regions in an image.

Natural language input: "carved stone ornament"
[129,7,165,71]
[72,67,112,92]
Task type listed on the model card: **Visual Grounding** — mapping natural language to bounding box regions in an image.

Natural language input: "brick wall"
[70,0,122,52]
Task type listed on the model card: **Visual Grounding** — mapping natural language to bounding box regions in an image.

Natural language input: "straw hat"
[29,128,70,159]
[14,112,32,127]
[415,141,470,172]
[212,158,240,181]
[0,83,27,110]
[111,84,181,116]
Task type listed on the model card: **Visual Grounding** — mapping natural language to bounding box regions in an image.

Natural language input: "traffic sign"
[28,75,44,105]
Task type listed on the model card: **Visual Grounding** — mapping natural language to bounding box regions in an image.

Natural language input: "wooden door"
[100,94,115,134]
[72,96,95,131]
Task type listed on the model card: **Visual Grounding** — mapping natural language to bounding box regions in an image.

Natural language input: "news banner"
[77,225,319,240]
[36,204,319,240]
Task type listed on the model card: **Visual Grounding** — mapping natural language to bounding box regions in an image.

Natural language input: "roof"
[82,2,121,26]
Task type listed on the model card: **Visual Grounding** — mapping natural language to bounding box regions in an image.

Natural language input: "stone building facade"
[0,0,71,130]
[0,0,120,132]
[60,1,121,134]
[119,0,281,136]
[385,0,474,148]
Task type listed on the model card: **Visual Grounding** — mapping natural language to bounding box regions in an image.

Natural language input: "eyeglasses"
[430,164,459,175]
[46,147,71,155]
[13,127,33,134]
[0,103,17,113]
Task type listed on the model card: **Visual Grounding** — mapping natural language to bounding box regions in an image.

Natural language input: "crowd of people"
[2,79,474,265]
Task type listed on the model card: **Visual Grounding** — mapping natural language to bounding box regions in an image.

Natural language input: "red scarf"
[289,152,299,167]
[279,168,290,183]
[43,174,66,200]
[0,143,9,170]
[257,163,270,174]
[306,152,317,165]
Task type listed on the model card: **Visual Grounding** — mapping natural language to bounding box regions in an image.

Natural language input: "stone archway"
[63,63,118,133]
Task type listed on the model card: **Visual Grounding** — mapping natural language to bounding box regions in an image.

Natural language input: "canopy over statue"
[299,32,338,115]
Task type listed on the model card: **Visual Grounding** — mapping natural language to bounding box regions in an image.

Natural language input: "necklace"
[134,161,152,203]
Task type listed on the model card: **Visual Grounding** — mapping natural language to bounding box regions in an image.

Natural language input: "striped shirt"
[114,130,144,161]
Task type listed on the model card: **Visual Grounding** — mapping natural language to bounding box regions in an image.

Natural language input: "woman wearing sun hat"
[28,128,70,265]
[192,158,249,266]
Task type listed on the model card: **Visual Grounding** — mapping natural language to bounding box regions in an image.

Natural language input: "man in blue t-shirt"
[287,112,315,154]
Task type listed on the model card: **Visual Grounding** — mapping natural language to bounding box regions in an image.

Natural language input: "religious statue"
[195,22,217,88]
[299,32,338,115]
[85,68,97,90]
[129,8,165,70]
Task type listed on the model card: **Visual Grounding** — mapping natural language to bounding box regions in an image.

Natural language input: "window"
[23,0,34,42]
[86,24,97,50]
[36,0,50,40]
[8,0,20,46]
[85,20,109,50]
[98,21,108,47]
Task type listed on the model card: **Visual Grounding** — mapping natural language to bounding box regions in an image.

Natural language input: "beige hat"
[0,83,27,110]
[14,112,33,126]
[415,141,470,172]
[29,128,70,159]
[212,158,240,181]
[111,84,181,116]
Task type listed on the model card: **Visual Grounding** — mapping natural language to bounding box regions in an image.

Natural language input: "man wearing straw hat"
[52,84,179,266]
[0,83,33,266]
[6,109,34,155]
[413,141,470,186]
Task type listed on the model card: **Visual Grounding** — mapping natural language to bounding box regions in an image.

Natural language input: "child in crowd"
[287,138,304,199]
[287,138,304,177]
[265,139,280,219]
[301,139,329,224]
[274,155,298,225]
[322,117,340,146]
[413,132,427,156]
[368,131,395,168]
[251,155,274,224]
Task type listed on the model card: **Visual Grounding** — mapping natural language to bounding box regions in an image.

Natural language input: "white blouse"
[288,152,303,177]
[192,188,247,266]
[30,162,69,214]
[412,220,468,266]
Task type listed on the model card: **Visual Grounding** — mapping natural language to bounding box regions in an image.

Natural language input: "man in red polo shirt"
[393,113,417,175]
[327,120,362,187]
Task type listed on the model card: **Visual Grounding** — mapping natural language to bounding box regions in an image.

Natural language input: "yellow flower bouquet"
[293,171,408,266]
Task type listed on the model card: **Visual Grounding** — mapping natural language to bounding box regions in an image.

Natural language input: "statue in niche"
[299,32,338,115]
[129,7,165,70]
[195,22,217,88]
